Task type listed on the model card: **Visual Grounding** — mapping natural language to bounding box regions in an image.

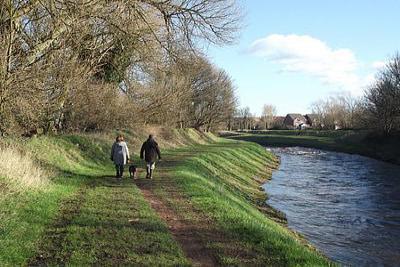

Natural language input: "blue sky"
[206,0,400,116]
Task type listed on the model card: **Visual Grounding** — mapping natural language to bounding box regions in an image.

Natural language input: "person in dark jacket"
[140,134,161,179]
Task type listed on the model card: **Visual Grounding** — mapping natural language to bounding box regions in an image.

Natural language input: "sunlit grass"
[0,128,214,266]
[0,146,50,192]
[1,129,335,266]
[172,140,333,266]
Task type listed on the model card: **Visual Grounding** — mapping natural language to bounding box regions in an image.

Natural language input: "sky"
[206,0,400,116]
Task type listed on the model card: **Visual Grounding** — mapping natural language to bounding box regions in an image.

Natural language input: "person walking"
[140,134,161,179]
[111,134,130,178]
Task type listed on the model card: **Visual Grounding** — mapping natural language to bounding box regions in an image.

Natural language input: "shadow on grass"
[27,172,185,266]
[28,185,89,266]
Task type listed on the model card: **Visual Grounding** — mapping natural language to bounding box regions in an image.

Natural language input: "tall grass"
[0,146,50,192]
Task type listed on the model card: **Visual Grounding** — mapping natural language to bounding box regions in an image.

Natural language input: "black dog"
[129,165,137,179]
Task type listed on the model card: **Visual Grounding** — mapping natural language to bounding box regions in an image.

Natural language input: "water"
[264,147,400,266]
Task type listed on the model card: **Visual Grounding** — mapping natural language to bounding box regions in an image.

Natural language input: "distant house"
[272,116,285,129]
[305,114,322,128]
[252,117,263,130]
[334,120,342,130]
[283,114,309,129]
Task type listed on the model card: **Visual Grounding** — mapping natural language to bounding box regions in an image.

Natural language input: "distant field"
[224,130,400,165]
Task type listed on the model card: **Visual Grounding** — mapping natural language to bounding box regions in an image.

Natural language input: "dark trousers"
[115,164,124,178]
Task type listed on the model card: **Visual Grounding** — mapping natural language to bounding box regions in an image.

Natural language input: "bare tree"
[235,107,251,130]
[0,0,242,135]
[261,104,277,129]
[189,59,237,131]
[311,93,361,130]
[364,54,400,135]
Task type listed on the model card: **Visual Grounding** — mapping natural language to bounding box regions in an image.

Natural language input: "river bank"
[223,130,400,165]
[0,128,331,266]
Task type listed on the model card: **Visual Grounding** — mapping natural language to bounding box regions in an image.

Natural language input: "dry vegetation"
[0,145,50,192]
[0,0,241,136]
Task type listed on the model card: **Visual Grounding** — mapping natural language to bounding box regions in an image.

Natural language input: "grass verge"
[225,130,400,164]
[160,140,332,266]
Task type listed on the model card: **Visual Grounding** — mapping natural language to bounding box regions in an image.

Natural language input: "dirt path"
[134,157,221,267]
[136,177,218,266]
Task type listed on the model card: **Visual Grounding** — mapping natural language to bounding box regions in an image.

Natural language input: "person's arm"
[125,143,130,162]
[140,143,145,159]
[155,142,161,160]
[110,143,115,161]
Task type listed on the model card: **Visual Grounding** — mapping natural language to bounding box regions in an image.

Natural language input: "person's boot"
[149,169,153,179]
[146,166,150,179]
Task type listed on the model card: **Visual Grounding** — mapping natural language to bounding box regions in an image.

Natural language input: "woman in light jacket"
[111,134,130,178]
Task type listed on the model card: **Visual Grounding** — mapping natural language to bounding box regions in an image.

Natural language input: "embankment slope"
[0,128,331,266]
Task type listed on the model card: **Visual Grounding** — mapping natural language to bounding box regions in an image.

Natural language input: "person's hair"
[148,134,154,139]
[116,134,124,142]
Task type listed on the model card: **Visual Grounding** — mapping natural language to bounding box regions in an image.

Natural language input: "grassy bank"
[167,140,331,265]
[0,128,331,266]
[224,130,400,164]
[0,128,208,266]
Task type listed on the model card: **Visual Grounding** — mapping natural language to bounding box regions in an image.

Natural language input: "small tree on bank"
[261,104,277,129]
[364,54,400,135]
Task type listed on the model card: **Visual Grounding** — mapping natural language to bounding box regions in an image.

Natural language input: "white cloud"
[372,60,386,70]
[249,34,364,95]
[364,73,376,86]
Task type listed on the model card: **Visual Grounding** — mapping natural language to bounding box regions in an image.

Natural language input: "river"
[263,147,400,266]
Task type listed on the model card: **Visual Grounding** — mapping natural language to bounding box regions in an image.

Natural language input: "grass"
[226,130,400,164]
[0,146,50,193]
[0,177,80,265]
[0,129,193,266]
[1,128,333,266]
[164,140,332,266]
[29,177,189,266]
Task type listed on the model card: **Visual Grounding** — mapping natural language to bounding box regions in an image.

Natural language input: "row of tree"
[310,93,362,130]
[0,0,240,136]
[310,54,400,135]
[232,105,277,130]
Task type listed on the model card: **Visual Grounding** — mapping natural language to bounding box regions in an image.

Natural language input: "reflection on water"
[264,147,400,266]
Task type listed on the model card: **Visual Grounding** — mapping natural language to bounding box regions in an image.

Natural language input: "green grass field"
[0,129,332,266]
[226,130,400,164]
